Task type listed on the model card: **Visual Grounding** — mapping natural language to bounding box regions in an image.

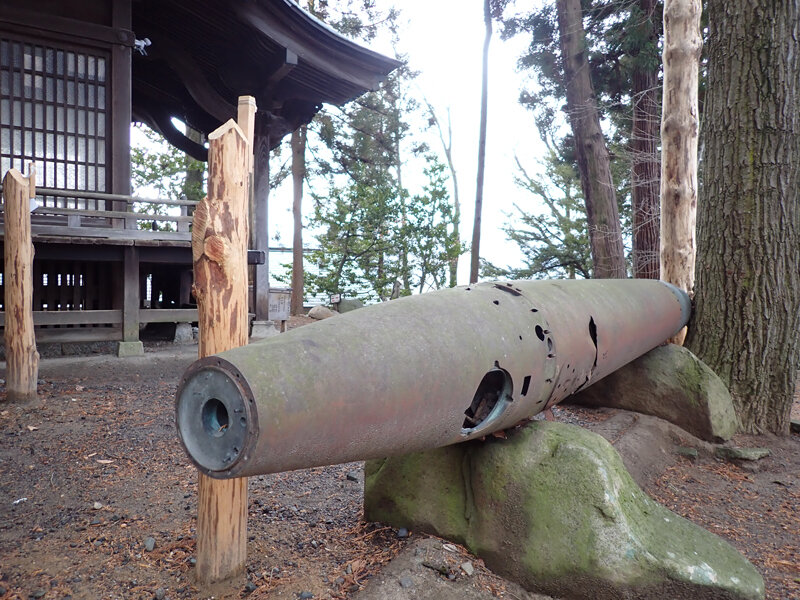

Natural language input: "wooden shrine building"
[0,0,397,353]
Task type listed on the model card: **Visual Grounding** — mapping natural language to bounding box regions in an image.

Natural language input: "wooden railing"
[0,185,196,243]
[0,183,199,343]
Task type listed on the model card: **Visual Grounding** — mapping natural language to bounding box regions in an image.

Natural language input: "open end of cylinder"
[175,362,255,476]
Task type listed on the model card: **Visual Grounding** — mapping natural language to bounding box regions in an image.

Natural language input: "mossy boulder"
[569,344,737,442]
[337,298,365,313]
[365,421,763,600]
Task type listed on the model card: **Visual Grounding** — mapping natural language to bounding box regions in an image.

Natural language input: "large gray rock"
[569,344,737,442]
[308,305,336,320]
[365,421,764,600]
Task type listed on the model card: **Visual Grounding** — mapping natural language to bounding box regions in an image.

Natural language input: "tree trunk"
[630,0,661,280]
[556,0,626,278]
[192,119,250,583]
[3,167,39,403]
[396,119,411,295]
[660,0,701,344]
[686,0,800,434]
[470,0,492,284]
[424,101,461,287]
[290,125,307,316]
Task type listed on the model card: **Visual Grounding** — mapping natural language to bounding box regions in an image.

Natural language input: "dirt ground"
[0,324,798,600]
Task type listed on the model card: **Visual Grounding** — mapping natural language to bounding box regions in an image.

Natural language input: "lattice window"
[0,35,109,209]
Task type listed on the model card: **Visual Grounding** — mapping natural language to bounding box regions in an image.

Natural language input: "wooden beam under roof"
[261,47,298,107]
[150,38,237,124]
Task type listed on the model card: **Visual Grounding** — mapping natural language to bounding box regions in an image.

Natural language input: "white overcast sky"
[268,0,548,284]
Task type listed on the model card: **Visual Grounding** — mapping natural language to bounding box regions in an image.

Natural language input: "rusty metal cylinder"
[176,279,690,478]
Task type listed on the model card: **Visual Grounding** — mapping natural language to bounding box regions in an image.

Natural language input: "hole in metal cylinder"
[463,369,512,429]
[521,375,531,396]
[202,398,229,438]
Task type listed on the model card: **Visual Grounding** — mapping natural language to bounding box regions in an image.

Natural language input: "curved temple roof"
[131,0,400,159]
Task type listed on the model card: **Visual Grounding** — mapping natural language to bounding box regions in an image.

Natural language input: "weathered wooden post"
[660,0,702,344]
[192,107,252,583]
[3,167,39,402]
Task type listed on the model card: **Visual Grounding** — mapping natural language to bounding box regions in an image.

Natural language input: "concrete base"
[250,320,281,341]
[173,322,194,344]
[116,341,144,357]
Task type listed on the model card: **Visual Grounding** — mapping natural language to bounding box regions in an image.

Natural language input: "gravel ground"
[0,328,798,600]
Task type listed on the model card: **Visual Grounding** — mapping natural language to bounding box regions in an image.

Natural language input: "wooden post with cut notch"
[3,166,39,402]
[193,105,253,583]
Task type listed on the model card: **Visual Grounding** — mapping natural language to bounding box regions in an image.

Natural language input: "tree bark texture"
[631,0,661,280]
[660,0,701,345]
[191,119,250,582]
[556,0,626,279]
[686,0,800,434]
[3,167,39,402]
[470,0,492,284]
[290,125,307,316]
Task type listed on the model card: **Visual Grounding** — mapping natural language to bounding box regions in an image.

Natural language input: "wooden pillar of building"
[111,0,142,356]
[119,246,141,345]
[192,106,253,584]
[3,167,39,402]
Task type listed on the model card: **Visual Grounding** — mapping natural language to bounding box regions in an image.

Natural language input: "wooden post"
[660,0,702,344]
[252,116,271,322]
[3,167,39,402]
[239,96,258,316]
[193,101,254,585]
[238,97,256,176]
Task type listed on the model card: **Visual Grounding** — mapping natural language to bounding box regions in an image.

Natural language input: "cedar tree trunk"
[631,0,661,280]
[556,0,626,278]
[686,0,800,434]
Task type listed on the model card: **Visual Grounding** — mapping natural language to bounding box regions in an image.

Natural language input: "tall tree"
[425,101,461,287]
[556,0,626,278]
[500,0,669,277]
[290,125,307,316]
[629,0,661,279]
[405,156,458,293]
[489,152,590,280]
[686,0,800,434]
[470,0,492,284]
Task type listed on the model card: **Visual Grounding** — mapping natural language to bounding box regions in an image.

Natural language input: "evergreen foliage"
[130,123,205,231]
[298,4,461,302]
